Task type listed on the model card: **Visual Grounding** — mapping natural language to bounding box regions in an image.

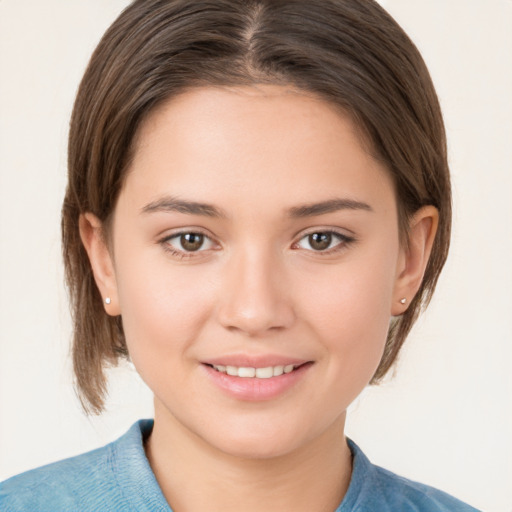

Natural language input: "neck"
[145,402,352,512]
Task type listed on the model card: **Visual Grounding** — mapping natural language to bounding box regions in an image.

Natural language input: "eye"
[295,231,352,253]
[164,232,216,253]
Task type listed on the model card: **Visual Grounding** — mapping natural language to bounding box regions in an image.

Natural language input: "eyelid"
[157,226,354,258]
[158,228,220,256]
[292,228,356,253]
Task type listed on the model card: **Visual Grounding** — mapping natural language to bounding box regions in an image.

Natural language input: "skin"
[80,85,438,512]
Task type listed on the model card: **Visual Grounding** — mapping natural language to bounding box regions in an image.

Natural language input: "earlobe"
[79,213,121,316]
[392,206,439,316]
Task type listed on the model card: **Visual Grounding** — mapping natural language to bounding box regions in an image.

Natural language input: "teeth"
[226,366,238,376]
[255,367,273,379]
[238,367,256,378]
[273,365,284,376]
[212,364,299,378]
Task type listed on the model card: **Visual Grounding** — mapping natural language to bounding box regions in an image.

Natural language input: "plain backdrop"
[0,1,511,511]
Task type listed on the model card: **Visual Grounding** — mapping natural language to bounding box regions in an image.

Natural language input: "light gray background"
[1,1,511,510]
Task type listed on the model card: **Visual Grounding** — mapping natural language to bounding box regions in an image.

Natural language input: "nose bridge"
[217,243,294,335]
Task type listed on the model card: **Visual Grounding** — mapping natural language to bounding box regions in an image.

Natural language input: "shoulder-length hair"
[62,0,450,414]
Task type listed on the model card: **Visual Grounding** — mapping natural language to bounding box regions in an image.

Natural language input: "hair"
[62,0,451,414]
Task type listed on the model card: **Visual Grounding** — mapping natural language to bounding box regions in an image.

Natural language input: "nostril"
[217,298,296,335]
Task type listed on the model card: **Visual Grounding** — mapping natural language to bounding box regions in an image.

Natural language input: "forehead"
[122,85,395,216]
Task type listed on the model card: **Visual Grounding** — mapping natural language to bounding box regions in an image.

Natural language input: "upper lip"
[202,354,311,368]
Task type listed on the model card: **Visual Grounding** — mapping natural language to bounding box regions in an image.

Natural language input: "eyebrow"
[287,198,373,217]
[141,196,226,218]
[140,196,373,219]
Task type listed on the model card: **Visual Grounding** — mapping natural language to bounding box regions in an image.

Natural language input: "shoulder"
[0,419,166,512]
[339,439,481,512]
[0,443,116,511]
[367,463,480,512]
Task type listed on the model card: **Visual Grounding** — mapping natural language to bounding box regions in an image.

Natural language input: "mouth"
[204,363,307,379]
[201,359,313,400]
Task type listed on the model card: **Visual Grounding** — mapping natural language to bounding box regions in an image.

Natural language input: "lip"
[201,358,313,401]
[203,354,309,368]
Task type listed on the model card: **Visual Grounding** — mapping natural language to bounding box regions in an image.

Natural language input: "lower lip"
[202,363,313,401]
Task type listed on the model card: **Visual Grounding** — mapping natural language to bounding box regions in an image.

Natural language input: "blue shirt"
[0,419,480,511]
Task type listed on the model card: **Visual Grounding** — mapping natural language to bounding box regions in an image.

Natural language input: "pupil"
[181,233,204,251]
[309,232,331,251]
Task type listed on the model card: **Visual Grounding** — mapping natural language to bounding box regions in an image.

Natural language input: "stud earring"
[400,298,407,304]
[105,297,111,305]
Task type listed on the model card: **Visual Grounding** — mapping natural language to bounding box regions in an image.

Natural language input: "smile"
[210,364,298,379]
[203,361,312,401]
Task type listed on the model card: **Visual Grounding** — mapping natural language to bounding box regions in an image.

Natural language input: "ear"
[391,206,439,316]
[79,213,121,316]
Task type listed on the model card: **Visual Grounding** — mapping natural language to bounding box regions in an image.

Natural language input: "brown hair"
[62,0,450,414]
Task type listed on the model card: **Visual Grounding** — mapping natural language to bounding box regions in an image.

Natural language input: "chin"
[197,415,324,461]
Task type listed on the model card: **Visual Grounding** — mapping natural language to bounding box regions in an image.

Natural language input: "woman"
[0,0,480,510]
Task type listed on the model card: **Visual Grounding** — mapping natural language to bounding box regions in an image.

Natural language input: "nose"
[216,248,295,337]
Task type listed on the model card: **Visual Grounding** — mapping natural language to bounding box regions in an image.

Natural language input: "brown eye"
[295,230,352,253]
[180,233,204,251]
[164,231,215,254]
[308,232,332,251]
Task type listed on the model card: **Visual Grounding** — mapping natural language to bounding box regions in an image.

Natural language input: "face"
[102,85,407,458]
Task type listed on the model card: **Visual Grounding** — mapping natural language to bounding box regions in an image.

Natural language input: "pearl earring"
[105,297,111,305]
[400,298,407,304]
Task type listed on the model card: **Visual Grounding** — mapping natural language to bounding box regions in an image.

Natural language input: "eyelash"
[159,229,215,260]
[159,229,355,259]
[292,230,356,256]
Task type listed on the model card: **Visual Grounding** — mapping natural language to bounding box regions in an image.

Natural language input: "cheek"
[113,249,216,368]
[299,247,398,377]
